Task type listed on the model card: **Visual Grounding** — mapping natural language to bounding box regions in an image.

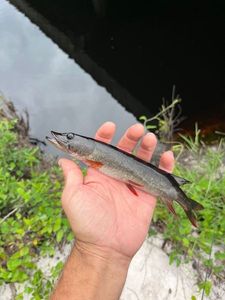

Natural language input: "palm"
[63,169,156,257]
[59,122,174,259]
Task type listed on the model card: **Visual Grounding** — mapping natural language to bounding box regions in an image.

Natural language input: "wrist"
[75,239,131,270]
[73,240,131,299]
[51,240,131,300]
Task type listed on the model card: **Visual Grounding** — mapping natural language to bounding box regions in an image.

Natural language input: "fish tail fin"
[184,209,198,227]
[188,197,204,211]
[178,196,203,227]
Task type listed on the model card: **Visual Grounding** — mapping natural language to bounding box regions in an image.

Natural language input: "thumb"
[58,158,84,196]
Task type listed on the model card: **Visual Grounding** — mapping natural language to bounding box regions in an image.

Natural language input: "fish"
[46,131,203,227]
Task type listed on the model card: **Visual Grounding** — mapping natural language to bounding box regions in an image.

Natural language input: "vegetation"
[0,116,73,299]
[139,86,184,142]
[140,96,225,298]
[151,139,225,297]
[0,95,224,299]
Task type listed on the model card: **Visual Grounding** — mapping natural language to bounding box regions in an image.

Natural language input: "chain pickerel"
[46,131,203,227]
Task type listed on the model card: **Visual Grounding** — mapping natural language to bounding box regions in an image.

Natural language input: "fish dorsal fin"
[171,174,191,186]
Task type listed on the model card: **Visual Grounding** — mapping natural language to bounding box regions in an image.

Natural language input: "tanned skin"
[50,122,174,300]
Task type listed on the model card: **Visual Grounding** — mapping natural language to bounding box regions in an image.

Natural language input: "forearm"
[50,241,130,300]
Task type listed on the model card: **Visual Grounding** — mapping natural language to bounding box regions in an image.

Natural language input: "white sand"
[1,236,224,299]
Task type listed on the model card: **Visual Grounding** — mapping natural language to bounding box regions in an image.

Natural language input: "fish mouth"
[46,131,68,150]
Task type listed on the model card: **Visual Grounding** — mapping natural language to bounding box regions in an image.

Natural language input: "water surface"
[0,0,137,154]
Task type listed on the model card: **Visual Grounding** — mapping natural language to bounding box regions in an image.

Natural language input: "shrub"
[0,118,73,299]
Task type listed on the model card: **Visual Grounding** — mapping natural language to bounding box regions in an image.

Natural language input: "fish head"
[46,131,94,157]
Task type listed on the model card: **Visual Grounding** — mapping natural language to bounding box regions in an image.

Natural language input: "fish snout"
[46,131,69,149]
[51,131,63,139]
[51,131,69,146]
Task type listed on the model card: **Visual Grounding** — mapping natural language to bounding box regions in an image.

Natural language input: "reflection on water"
[0,0,137,154]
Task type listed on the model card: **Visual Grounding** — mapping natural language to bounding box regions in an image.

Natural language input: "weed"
[0,95,224,299]
[139,86,184,141]
[0,118,72,298]
[178,122,202,153]
[152,139,225,297]
[141,94,225,297]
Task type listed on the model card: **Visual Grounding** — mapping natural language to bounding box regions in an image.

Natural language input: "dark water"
[1,0,225,151]
[14,0,224,139]
[0,0,137,154]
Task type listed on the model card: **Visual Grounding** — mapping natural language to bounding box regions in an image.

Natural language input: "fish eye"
[67,133,74,140]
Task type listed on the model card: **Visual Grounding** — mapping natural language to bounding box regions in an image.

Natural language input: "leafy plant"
[151,137,225,297]
[1,96,224,299]
[139,86,184,141]
[140,92,224,297]
[0,118,73,298]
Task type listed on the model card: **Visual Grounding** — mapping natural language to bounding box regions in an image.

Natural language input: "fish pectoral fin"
[126,183,138,196]
[85,159,103,169]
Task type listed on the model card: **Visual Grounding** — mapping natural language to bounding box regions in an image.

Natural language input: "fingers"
[94,123,174,172]
[117,123,144,152]
[136,132,157,161]
[58,158,84,197]
[95,121,116,143]
[159,150,174,173]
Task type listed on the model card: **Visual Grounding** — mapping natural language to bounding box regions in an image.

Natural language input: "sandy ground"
[1,236,224,300]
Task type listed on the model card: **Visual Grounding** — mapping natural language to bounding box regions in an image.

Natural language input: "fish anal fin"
[166,201,178,217]
[126,183,138,196]
[85,159,103,169]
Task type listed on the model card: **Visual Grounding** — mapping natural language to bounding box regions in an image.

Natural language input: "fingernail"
[58,159,62,168]
[146,132,156,139]
[166,150,174,158]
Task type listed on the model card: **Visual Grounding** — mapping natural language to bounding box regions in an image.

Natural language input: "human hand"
[58,122,174,261]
